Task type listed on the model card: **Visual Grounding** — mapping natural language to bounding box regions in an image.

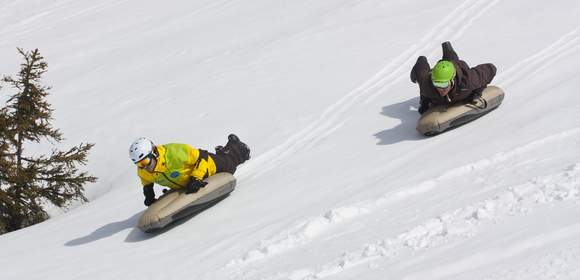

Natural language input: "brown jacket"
[411,42,497,107]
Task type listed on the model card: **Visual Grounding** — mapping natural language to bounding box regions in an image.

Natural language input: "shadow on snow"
[65,211,144,246]
[374,97,424,145]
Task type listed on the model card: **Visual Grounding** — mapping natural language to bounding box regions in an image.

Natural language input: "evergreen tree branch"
[0,48,97,234]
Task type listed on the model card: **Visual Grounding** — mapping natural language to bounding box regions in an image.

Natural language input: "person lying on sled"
[410,41,497,114]
[128,134,250,206]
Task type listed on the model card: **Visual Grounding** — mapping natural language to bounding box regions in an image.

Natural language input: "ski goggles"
[432,80,451,89]
[136,154,155,169]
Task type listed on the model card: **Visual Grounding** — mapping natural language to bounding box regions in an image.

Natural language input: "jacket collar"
[152,145,168,173]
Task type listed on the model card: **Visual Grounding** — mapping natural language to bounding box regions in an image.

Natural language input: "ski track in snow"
[229,20,580,271]
[227,20,580,278]
[365,0,500,102]
[279,162,580,280]
[496,24,580,88]
[227,128,580,268]
[0,0,131,36]
[226,206,371,267]
[237,0,499,180]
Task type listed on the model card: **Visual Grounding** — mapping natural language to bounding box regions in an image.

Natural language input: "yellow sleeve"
[137,168,154,186]
[185,145,209,181]
[191,160,210,181]
[185,144,200,166]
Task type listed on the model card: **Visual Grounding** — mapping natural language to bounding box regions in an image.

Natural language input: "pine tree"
[0,48,97,234]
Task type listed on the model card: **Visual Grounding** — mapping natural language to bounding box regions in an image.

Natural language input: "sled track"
[364,0,500,102]
[238,0,499,179]
[496,24,580,88]
[0,0,132,36]
[229,2,580,277]
[273,162,580,280]
[227,128,580,271]
[0,0,240,40]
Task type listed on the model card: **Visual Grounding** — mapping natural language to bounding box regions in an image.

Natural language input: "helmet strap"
[152,146,159,159]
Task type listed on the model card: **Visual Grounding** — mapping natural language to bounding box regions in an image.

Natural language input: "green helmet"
[431,60,456,84]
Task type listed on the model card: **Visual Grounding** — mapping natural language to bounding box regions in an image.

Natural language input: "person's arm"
[183,144,209,194]
[143,183,156,206]
[469,63,497,87]
[453,63,496,102]
[410,56,430,83]
[418,95,431,114]
[442,41,459,61]
[183,144,210,181]
[185,177,207,194]
[467,63,497,98]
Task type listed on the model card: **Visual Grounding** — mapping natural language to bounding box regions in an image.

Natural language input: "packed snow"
[1,0,580,279]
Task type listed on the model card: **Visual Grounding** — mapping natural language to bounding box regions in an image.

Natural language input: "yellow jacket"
[137,143,217,189]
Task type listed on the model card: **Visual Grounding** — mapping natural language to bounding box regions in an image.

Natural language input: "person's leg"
[211,152,237,174]
[227,134,250,162]
[211,134,250,175]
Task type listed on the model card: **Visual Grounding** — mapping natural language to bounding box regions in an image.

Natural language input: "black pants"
[210,139,246,174]
[212,153,238,174]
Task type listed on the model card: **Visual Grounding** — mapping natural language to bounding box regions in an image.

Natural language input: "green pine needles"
[0,48,97,234]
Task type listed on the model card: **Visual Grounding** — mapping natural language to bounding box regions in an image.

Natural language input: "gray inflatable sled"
[138,173,236,232]
[416,85,505,136]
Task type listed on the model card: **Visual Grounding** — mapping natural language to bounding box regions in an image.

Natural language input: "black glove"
[418,104,429,115]
[144,196,157,206]
[185,177,208,194]
[442,41,452,50]
[469,91,487,109]
[471,89,483,101]
[442,41,459,61]
[143,184,157,206]
[410,56,427,84]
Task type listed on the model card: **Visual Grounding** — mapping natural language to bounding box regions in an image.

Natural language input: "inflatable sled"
[416,85,505,136]
[138,173,236,233]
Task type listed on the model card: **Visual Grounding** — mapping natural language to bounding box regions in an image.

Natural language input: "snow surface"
[1,0,580,279]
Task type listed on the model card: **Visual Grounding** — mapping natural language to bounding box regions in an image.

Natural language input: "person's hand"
[144,196,157,206]
[143,183,156,206]
[442,41,452,49]
[185,178,208,194]
[418,104,429,115]
[410,56,427,83]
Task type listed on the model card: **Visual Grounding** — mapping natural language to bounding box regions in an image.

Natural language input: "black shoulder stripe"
[199,149,209,161]
[194,149,209,168]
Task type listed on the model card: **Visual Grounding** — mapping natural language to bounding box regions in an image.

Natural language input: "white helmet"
[129,137,155,163]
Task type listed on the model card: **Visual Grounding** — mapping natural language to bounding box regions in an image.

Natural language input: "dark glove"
[143,183,157,206]
[418,104,429,115]
[442,41,459,61]
[144,196,157,206]
[471,89,483,101]
[410,56,427,83]
[185,177,208,194]
[418,96,430,115]
[469,91,487,109]
[442,41,452,50]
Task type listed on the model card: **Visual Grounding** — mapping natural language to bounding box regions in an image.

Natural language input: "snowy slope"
[1,0,580,279]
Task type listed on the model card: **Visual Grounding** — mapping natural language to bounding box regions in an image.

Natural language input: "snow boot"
[227,134,250,162]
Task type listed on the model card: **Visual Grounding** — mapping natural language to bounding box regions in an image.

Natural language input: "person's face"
[433,79,453,97]
[144,157,157,172]
[436,84,452,97]
[136,155,157,172]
